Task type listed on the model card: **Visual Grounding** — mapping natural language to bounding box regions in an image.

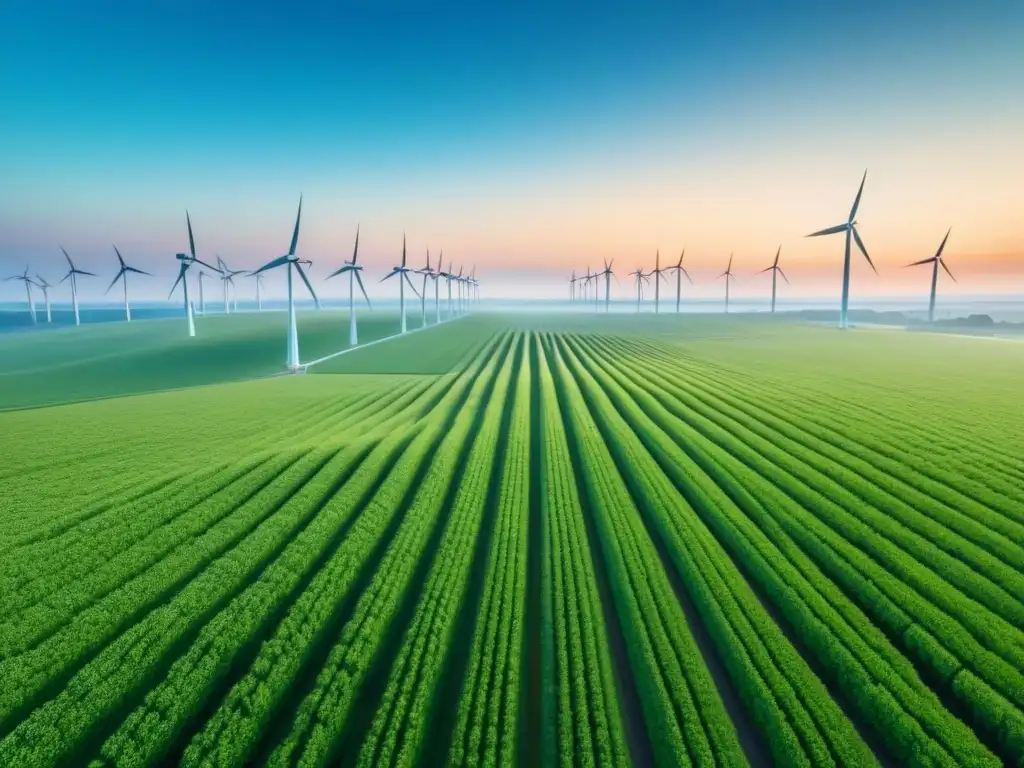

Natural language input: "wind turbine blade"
[194,258,223,273]
[105,270,124,294]
[288,195,303,256]
[59,272,72,284]
[934,227,952,260]
[905,257,936,267]
[852,227,877,274]
[113,245,126,267]
[61,246,75,270]
[401,233,407,268]
[295,261,319,306]
[381,269,397,282]
[253,255,292,275]
[352,223,360,265]
[126,266,152,276]
[805,223,849,238]
[403,271,422,299]
[355,271,372,308]
[727,253,733,271]
[759,265,774,273]
[849,169,867,221]
[168,267,185,298]
[777,267,790,284]
[77,270,97,277]
[326,264,349,279]
[774,245,781,267]
[186,211,197,259]
[941,260,957,283]
[681,267,693,284]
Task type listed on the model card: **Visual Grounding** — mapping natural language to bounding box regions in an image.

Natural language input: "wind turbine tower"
[719,254,737,313]
[651,250,669,313]
[5,267,38,324]
[805,170,877,329]
[106,245,152,321]
[197,270,209,315]
[759,246,789,313]
[381,234,421,334]
[59,247,96,326]
[628,267,649,313]
[327,224,372,346]
[253,195,319,369]
[417,248,437,328]
[600,259,616,312]
[169,212,221,337]
[906,227,955,323]
[668,249,692,313]
[35,274,54,323]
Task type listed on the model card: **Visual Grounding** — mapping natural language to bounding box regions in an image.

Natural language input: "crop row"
[357,335,522,767]
[570,333,1006,766]
[0,443,339,765]
[448,333,532,767]
[542,333,747,767]
[556,333,879,766]
[178,331,514,766]
[535,333,630,768]
[101,348,501,768]
[586,334,1024,758]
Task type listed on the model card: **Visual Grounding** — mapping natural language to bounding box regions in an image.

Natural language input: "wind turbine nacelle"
[176,253,190,261]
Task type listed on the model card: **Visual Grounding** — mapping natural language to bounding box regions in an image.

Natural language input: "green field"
[2,312,1023,767]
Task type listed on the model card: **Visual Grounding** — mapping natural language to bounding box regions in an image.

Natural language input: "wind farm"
[3,4,1024,768]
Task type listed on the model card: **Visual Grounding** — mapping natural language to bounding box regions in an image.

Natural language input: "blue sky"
[2,0,1022,302]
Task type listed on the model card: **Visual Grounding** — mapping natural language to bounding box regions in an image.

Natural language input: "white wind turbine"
[34,274,54,323]
[169,212,221,337]
[650,250,669,313]
[197,270,209,315]
[628,267,650,313]
[668,249,692,313]
[906,228,956,323]
[327,225,372,346]
[416,248,437,328]
[759,246,789,314]
[106,246,152,322]
[598,259,616,312]
[433,251,444,323]
[805,170,876,329]
[59,247,96,326]
[251,272,265,311]
[253,195,319,370]
[5,266,38,324]
[217,256,244,314]
[381,234,421,334]
[718,253,737,313]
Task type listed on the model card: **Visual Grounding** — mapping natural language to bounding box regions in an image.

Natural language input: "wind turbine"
[381,234,421,334]
[628,267,649,313]
[416,247,437,328]
[455,264,466,316]
[438,255,455,321]
[806,170,877,329]
[667,249,692,313]
[433,251,445,323]
[759,246,789,313]
[327,225,372,346]
[470,265,479,307]
[5,267,38,324]
[105,246,151,322]
[59,247,96,327]
[251,272,265,311]
[197,270,210,315]
[569,269,578,302]
[217,256,244,314]
[906,227,955,323]
[253,195,318,370]
[34,274,54,323]
[599,259,617,312]
[169,212,221,337]
[650,250,669,314]
[718,254,737,313]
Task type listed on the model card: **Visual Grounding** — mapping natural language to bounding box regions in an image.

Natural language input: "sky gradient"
[2,0,1023,304]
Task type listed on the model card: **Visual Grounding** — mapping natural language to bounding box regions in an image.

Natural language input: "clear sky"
[1,0,1022,303]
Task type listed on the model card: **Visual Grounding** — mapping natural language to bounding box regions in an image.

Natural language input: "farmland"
[1,313,1023,767]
